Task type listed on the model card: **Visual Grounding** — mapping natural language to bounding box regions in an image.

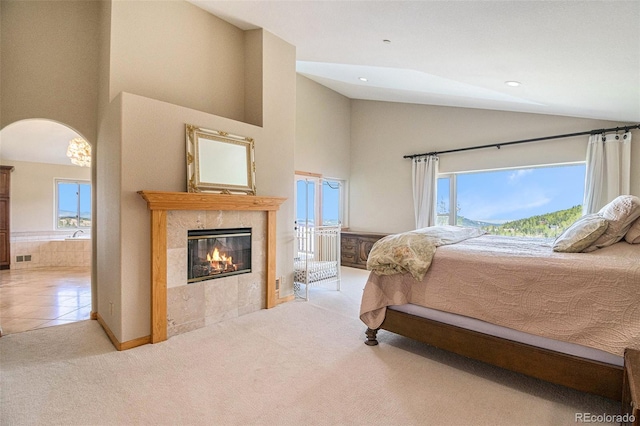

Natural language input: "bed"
[359,213,640,400]
[294,225,341,300]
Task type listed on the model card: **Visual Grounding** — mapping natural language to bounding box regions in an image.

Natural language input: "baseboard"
[276,294,295,305]
[96,313,151,351]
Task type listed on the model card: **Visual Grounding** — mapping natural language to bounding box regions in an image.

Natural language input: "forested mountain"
[479,205,582,238]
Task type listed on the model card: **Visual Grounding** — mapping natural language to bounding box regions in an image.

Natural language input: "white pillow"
[625,217,640,244]
[587,195,640,250]
[553,214,608,253]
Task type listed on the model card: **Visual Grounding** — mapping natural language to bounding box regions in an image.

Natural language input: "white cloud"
[508,169,534,184]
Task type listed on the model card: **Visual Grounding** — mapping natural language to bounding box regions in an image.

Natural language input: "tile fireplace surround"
[138,191,288,343]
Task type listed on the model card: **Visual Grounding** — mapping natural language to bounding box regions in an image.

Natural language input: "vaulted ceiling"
[193,0,640,122]
[2,1,638,166]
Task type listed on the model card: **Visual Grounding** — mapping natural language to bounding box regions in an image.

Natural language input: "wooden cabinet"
[340,231,387,270]
[0,166,13,270]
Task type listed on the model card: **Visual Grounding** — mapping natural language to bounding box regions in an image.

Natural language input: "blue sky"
[58,182,91,217]
[438,164,586,223]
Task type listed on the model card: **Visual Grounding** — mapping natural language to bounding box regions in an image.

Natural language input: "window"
[438,163,585,238]
[56,179,91,229]
[295,174,346,228]
[436,176,452,226]
[296,177,316,226]
[321,179,342,226]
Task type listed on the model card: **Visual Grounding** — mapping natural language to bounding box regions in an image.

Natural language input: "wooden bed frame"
[365,309,623,401]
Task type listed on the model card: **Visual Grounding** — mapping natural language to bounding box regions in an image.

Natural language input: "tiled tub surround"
[10,232,92,269]
[166,210,266,338]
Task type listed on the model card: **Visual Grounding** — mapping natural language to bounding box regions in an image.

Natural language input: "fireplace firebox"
[187,228,252,283]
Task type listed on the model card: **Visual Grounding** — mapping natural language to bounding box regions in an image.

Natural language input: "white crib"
[294,225,341,301]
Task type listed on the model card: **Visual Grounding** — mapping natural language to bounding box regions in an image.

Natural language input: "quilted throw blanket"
[366,225,486,281]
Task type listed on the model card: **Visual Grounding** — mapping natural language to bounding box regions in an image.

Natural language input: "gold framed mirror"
[186,125,256,195]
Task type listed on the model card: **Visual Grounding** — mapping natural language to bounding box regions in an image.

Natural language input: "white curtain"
[583,131,632,214]
[412,155,438,229]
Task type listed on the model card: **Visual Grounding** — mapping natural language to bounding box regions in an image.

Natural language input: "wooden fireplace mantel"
[138,191,287,343]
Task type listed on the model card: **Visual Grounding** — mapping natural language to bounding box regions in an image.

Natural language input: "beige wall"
[109,0,249,124]
[105,28,296,343]
[96,93,123,339]
[259,31,296,295]
[2,160,91,233]
[97,0,112,121]
[349,100,635,234]
[0,0,100,143]
[244,30,264,128]
[116,93,262,340]
[295,75,351,180]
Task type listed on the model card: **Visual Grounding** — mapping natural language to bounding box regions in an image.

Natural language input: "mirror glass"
[186,125,256,195]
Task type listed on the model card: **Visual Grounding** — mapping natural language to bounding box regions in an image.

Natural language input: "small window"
[295,174,346,228]
[438,163,585,238]
[321,179,343,226]
[56,179,91,229]
[296,178,316,227]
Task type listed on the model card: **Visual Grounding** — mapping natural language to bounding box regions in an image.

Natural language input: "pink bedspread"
[359,235,640,356]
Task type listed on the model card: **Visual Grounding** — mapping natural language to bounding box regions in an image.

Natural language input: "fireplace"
[187,228,252,283]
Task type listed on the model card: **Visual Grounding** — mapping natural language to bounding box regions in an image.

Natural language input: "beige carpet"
[0,267,619,425]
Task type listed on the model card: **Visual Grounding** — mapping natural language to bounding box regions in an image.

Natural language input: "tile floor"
[0,266,91,335]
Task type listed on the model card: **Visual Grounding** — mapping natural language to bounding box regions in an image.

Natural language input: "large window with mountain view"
[437,163,585,238]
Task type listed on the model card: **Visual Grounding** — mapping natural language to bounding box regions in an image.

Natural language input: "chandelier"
[66,137,91,167]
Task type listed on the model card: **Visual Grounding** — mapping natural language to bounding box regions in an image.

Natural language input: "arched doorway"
[0,119,94,335]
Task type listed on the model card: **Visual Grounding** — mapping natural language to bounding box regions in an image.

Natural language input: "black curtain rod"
[403,123,640,159]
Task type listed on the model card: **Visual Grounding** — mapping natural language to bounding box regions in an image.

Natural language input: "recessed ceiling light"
[359,77,368,82]
[505,81,521,87]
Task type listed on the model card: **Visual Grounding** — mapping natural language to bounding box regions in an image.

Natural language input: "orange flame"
[207,248,233,265]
